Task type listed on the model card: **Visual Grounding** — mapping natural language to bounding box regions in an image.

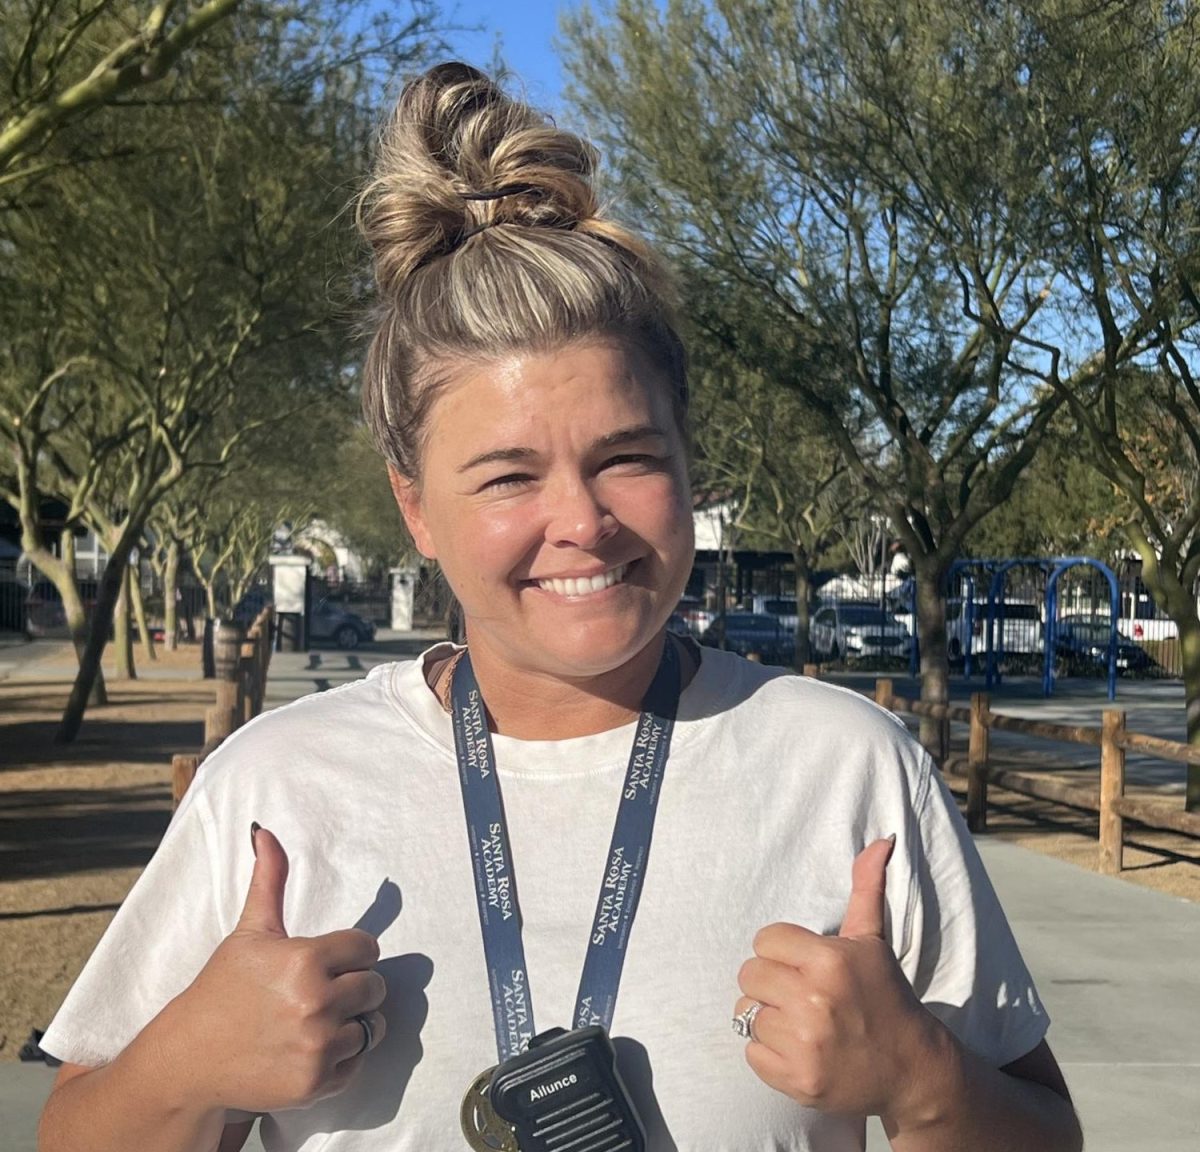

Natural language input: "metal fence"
[0,579,27,634]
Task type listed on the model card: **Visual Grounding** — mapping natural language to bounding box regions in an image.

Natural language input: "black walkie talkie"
[489,1027,646,1152]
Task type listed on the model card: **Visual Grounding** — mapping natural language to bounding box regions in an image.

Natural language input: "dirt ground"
[1,648,1198,1063]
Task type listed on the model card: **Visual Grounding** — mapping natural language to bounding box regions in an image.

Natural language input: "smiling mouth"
[534,563,630,598]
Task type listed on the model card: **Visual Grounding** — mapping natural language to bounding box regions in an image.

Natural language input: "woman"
[38,64,1082,1152]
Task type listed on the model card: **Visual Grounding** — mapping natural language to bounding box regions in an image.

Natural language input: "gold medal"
[460,1066,518,1152]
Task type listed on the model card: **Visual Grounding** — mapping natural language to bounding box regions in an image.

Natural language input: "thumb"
[237,822,290,938]
[838,835,895,940]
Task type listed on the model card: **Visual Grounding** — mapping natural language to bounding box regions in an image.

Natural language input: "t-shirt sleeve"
[38,780,230,1069]
[896,760,1050,1067]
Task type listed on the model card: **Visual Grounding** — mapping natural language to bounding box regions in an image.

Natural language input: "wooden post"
[172,753,201,807]
[1100,708,1127,875]
[204,620,245,749]
[875,678,894,709]
[967,692,990,833]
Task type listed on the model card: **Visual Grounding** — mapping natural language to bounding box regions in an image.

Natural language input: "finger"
[744,1035,800,1099]
[752,921,822,965]
[333,1009,387,1065]
[237,823,289,938]
[737,955,807,1006]
[329,969,388,1019]
[838,835,895,940]
[733,996,783,1051]
[311,928,381,976]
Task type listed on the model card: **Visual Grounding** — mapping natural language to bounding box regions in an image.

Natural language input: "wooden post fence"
[967,692,989,833]
[204,619,244,753]
[1099,709,1127,875]
[871,679,1200,875]
[173,606,275,807]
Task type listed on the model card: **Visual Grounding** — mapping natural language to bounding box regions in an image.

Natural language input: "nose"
[545,477,619,550]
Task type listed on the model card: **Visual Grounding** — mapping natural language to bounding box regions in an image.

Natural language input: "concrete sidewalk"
[3,644,1198,1148]
[5,839,1197,1150]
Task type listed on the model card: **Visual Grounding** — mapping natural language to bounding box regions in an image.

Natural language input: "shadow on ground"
[0,784,171,881]
[0,717,204,772]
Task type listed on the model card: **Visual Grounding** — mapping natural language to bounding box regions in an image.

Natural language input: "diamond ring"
[731,1000,764,1042]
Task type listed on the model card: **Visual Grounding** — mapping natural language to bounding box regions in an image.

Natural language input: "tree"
[988,4,1200,808]
[1,2,438,740]
[564,0,1090,753]
[0,0,243,190]
[689,357,862,665]
[313,425,416,580]
[962,417,1127,563]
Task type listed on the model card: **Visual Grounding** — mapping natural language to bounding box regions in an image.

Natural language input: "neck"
[459,632,689,740]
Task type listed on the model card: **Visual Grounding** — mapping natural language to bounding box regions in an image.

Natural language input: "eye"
[603,454,663,470]
[482,473,534,491]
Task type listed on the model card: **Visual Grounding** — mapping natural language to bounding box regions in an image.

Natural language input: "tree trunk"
[1181,619,1200,812]
[913,561,951,761]
[1126,542,1200,811]
[792,547,813,668]
[57,531,138,742]
[129,557,157,663]
[163,540,180,651]
[113,564,136,680]
[22,532,108,706]
[58,529,108,706]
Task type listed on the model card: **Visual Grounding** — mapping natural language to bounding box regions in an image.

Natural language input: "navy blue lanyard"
[450,640,681,1063]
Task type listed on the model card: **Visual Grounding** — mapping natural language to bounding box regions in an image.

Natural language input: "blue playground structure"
[906,557,1122,700]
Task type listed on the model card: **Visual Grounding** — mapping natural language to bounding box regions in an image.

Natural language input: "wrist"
[129,990,228,1122]
[883,1008,967,1134]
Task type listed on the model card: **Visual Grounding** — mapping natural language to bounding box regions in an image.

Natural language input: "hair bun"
[358,62,600,295]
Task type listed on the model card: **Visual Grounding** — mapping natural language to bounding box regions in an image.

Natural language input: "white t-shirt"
[42,645,1048,1151]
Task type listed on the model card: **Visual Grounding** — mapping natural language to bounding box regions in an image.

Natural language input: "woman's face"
[392,339,694,681]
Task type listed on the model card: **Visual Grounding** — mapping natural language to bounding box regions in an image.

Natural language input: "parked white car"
[749,594,799,634]
[811,602,912,660]
[972,599,1044,656]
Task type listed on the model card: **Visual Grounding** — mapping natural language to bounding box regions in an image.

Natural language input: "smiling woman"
[36,62,1080,1152]
[389,340,693,736]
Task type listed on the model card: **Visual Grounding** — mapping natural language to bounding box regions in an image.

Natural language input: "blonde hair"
[356,62,688,480]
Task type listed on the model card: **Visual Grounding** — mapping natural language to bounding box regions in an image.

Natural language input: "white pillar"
[390,567,417,630]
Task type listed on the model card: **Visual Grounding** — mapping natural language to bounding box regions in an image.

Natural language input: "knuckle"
[752,923,782,954]
[368,971,389,1007]
[736,957,758,992]
[358,931,382,965]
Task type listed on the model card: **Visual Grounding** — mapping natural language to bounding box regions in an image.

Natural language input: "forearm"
[38,1000,227,1152]
[884,1023,1082,1152]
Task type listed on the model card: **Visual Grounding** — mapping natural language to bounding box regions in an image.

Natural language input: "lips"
[534,562,630,598]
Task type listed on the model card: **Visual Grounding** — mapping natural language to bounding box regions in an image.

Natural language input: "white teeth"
[537,564,628,597]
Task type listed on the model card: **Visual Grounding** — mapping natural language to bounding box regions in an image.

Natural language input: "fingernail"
[886,833,897,845]
[885,832,897,862]
[251,821,261,857]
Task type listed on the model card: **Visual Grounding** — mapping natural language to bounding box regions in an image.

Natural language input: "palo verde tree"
[562,0,1063,751]
[563,0,1179,754]
[0,0,244,198]
[1000,3,1200,808]
[689,352,862,667]
[1,2,438,741]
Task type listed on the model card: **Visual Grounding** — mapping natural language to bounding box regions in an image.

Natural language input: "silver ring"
[731,1000,764,1042]
[353,1012,374,1057]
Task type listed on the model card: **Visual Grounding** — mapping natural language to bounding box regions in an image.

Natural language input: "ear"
[388,464,437,559]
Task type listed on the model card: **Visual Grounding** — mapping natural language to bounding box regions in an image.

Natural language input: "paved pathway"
[2,641,1198,1149]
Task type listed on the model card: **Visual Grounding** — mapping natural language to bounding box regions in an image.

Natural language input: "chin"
[543,626,663,677]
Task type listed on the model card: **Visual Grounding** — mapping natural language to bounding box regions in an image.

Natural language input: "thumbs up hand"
[734,837,944,1121]
[171,824,388,1115]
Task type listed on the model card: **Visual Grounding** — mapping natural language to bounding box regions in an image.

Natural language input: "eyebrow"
[457,425,669,473]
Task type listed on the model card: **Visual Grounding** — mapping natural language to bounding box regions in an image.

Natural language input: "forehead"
[424,341,676,453]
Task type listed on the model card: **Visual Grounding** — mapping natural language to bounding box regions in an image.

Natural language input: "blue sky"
[442,0,576,116]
